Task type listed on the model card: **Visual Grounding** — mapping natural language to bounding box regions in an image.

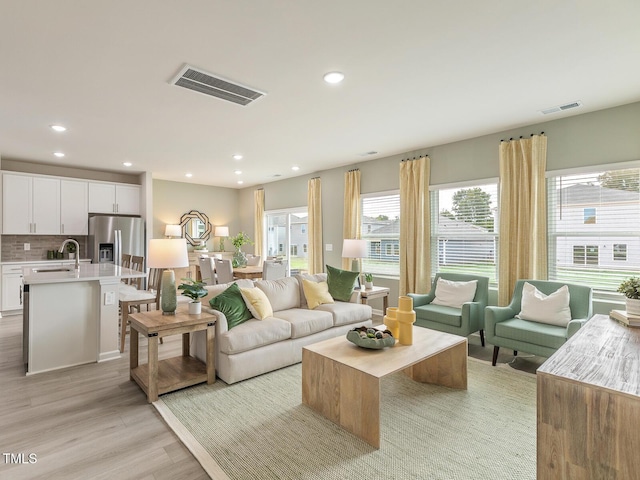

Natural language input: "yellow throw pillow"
[302,279,334,309]
[240,287,273,320]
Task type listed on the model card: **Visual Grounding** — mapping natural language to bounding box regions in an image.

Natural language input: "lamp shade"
[214,226,229,237]
[148,238,189,269]
[164,224,182,238]
[342,239,367,259]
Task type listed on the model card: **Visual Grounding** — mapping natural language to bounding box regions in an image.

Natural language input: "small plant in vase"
[617,276,640,316]
[178,278,208,315]
[230,232,254,268]
[66,239,78,259]
[364,273,374,289]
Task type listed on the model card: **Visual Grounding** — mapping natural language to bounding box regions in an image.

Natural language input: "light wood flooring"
[0,313,209,480]
[0,311,543,480]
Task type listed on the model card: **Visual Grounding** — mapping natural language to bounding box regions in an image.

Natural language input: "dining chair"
[246,254,262,266]
[198,257,216,285]
[262,260,288,280]
[214,258,234,284]
[119,267,163,353]
[129,255,145,288]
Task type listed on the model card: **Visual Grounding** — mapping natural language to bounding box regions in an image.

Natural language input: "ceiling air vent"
[540,101,582,115]
[170,65,266,106]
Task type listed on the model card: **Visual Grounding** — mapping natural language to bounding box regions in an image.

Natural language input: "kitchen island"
[23,263,146,375]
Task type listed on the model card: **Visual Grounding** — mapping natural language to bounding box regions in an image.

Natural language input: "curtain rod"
[401,155,429,162]
[500,132,545,142]
[347,168,360,172]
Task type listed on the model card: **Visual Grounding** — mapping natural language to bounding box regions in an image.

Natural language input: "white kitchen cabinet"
[2,174,31,234]
[60,179,89,235]
[88,182,140,215]
[2,266,25,311]
[2,174,60,234]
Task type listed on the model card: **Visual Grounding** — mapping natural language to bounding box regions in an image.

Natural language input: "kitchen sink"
[32,267,74,273]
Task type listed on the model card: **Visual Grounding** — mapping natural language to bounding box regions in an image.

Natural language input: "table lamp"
[342,239,367,287]
[148,238,189,315]
[164,224,182,238]
[215,226,229,251]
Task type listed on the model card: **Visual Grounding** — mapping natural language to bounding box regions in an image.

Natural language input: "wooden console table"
[537,314,640,479]
[129,306,216,403]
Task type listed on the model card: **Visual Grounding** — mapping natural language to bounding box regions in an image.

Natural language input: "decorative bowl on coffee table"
[346,326,395,349]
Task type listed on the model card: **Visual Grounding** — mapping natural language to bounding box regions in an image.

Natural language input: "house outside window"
[548,166,640,291]
[430,181,499,285]
[361,191,400,276]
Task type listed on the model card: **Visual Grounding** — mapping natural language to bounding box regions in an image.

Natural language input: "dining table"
[232,265,263,280]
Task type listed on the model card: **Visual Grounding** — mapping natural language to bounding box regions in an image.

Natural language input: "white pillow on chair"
[431,278,478,309]
[517,282,571,327]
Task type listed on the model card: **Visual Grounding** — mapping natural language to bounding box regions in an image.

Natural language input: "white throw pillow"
[431,278,478,309]
[517,282,571,327]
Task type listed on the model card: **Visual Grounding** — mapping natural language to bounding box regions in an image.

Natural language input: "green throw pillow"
[209,282,253,329]
[326,265,359,302]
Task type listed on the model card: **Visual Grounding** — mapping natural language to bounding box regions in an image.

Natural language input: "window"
[430,181,499,284]
[613,244,627,261]
[548,166,640,291]
[265,207,309,274]
[361,191,400,276]
[573,245,599,265]
[583,208,596,224]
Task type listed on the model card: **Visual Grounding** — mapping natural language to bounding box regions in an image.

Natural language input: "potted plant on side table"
[617,276,640,316]
[364,273,374,289]
[178,278,208,315]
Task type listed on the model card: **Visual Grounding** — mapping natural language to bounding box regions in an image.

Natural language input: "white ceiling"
[1,1,639,189]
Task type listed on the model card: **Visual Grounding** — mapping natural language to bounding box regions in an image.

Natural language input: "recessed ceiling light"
[323,71,344,84]
[234,170,242,175]
[50,125,66,132]
[185,173,193,178]
[53,152,65,158]
[233,154,243,160]
[292,166,300,171]
[237,180,244,185]
[123,162,132,167]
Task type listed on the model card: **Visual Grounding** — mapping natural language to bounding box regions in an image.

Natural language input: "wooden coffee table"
[302,326,467,448]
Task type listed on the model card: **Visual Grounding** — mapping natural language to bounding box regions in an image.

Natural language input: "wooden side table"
[129,306,216,403]
[359,286,390,312]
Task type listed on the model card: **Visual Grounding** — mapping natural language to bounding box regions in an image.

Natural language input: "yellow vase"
[397,296,416,345]
[383,307,399,338]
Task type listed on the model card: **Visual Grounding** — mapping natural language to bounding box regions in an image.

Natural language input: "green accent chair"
[485,279,593,366]
[408,273,489,347]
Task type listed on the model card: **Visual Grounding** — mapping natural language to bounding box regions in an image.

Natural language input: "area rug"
[154,358,536,480]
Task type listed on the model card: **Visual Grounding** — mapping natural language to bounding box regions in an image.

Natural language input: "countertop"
[23,263,146,285]
[2,259,92,265]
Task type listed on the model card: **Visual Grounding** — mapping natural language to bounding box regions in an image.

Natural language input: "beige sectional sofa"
[191,273,373,384]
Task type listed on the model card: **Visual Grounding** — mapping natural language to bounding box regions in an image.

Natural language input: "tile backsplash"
[1,235,88,262]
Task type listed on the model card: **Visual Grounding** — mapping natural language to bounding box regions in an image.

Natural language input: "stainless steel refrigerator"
[88,214,145,265]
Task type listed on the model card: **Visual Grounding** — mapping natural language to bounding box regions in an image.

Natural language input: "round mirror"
[179,210,212,246]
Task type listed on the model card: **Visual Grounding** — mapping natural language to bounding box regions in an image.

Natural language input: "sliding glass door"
[265,207,308,275]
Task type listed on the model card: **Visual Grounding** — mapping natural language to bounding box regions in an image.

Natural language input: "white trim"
[360,189,399,199]
[264,205,307,215]
[429,177,499,191]
[545,159,640,178]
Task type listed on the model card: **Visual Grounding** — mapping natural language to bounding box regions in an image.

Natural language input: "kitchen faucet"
[59,239,80,270]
